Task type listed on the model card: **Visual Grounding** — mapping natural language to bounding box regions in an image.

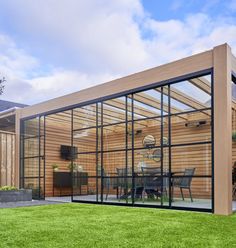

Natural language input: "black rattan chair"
[172,168,195,202]
[141,166,166,202]
[116,168,133,200]
[232,166,236,199]
[102,169,110,201]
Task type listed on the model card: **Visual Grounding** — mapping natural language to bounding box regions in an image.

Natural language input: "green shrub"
[0,186,18,191]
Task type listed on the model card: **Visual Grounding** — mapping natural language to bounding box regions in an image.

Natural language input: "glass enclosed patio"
[20,70,213,211]
[17,44,236,215]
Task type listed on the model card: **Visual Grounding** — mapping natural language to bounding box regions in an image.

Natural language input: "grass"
[0,203,236,248]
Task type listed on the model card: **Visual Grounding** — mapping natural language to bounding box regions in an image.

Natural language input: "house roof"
[0,99,28,112]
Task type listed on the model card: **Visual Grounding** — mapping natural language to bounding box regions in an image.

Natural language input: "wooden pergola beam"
[155,87,210,116]
[188,77,211,95]
[134,92,188,120]
[107,98,161,119]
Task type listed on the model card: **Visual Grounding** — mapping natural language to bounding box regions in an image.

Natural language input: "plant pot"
[0,189,32,202]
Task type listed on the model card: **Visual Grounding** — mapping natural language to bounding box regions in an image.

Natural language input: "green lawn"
[0,203,236,248]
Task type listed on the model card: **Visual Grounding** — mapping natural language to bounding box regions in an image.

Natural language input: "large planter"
[0,189,32,202]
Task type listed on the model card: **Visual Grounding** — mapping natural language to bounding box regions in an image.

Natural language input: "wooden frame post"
[213,44,232,215]
[14,109,21,188]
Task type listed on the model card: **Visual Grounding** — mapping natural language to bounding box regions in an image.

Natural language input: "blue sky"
[142,0,236,21]
[0,0,235,105]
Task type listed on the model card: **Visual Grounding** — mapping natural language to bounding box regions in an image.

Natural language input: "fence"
[0,131,15,187]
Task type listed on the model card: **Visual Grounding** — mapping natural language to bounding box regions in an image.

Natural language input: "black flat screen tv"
[60,145,78,160]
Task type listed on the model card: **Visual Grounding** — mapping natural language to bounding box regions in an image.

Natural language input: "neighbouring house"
[0,43,236,215]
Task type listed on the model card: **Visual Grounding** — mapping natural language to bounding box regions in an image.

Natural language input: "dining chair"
[172,168,196,202]
[116,168,133,200]
[141,166,166,202]
[102,169,110,201]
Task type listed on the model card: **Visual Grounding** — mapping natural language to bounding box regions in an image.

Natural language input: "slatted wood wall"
[0,131,15,187]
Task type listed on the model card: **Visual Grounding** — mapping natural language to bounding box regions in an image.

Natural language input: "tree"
[0,77,6,95]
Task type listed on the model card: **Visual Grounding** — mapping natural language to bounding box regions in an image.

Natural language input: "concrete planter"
[0,189,32,202]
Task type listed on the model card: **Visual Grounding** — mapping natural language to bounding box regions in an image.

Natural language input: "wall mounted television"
[60,145,78,160]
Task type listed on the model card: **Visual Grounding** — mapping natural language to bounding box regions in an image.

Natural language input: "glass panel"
[133,147,170,206]
[232,80,236,101]
[39,177,45,199]
[171,110,211,145]
[232,77,236,205]
[103,123,125,151]
[40,116,45,136]
[134,148,161,171]
[171,144,212,176]
[72,152,96,202]
[21,116,45,199]
[170,75,211,113]
[102,176,120,203]
[103,151,132,204]
[127,95,132,149]
[24,137,39,157]
[73,128,96,153]
[72,176,97,202]
[23,158,39,178]
[134,119,161,149]
[133,89,161,120]
[171,177,212,209]
[24,178,40,199]
[24,118,39,138]
[103,97,126,125]
[73,104,96,129]
[45,111,71,199]
[73,153,96,177]
[103,151,128,175]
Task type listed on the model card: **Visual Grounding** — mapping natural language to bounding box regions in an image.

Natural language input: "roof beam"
[188,77,211,95]
[134,92,187,120]
[107,98,160,119]
[155,87,210,116]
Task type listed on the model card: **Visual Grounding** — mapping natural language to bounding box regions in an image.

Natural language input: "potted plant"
[68,162,77,172]
[52,163,59,171]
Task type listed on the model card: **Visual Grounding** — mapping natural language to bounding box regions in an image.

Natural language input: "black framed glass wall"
[169,74,212,210]
[20,70,213,211]
[20,116,45,199]
[71,71,213,211]
[231,73,236,207]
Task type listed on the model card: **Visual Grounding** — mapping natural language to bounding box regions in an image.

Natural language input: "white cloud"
[0,34,39,78]
[0,0,149,74]
[26,70,118,104]
[0,1,235,105]
[143,13,236,63]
